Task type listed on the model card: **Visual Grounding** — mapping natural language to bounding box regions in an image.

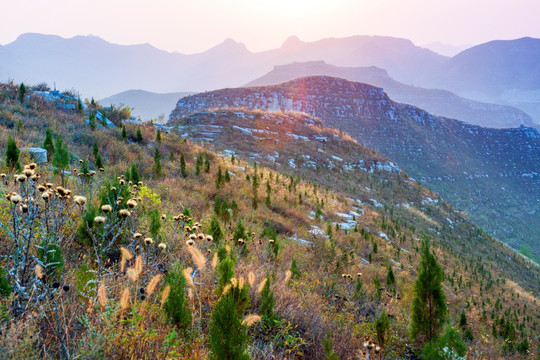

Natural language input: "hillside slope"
[169,76,540,261]
[245,61,535,129]
[0,82,538,358]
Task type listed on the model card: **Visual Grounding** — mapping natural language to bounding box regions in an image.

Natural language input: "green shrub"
[209,292,249,360]
[322,333,339,360]
[421,326,467,360]
[163,262,192,336]
[259,275,275,323]
[209,216,224,242]
[0,266,12,298]
[375,311,390,347]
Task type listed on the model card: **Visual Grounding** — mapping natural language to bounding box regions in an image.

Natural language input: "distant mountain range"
[418,37,540,122]
[2,33,539,125]
[169,76,540,259]
[422,42,472,57]
[100,90,192,121]
[245,61,534,129]
[0,33,444,98]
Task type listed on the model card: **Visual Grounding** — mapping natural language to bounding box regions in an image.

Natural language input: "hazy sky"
[1,0,539,53]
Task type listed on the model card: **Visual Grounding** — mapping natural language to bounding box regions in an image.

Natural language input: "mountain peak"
[281,35,304,49]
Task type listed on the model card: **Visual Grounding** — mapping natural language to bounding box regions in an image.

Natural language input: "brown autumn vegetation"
[0,81,537,359]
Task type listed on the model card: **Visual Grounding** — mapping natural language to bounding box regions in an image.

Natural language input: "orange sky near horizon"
[1,0,539,53]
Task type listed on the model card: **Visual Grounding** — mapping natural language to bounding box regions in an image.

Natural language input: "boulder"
[21,147,47,163]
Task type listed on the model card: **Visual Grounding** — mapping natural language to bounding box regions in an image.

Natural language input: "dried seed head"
[126,199,137,208]
[186,239,195,246]
[133,232,143,239]
[119,209,131,218]
[17,174,27,182]
[211,253,218,268]
[144,237,153,245]
[158,243,167,250]
[10,194,22,204]
[206,235,213,242]
[73,196,87,206]
[101,204,112,213]
[161,214,166,220]
[94,216,106,224]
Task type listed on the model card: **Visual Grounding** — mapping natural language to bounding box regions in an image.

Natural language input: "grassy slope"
[0,83,538,359]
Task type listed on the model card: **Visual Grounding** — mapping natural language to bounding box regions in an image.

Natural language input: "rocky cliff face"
[169,76,540,258]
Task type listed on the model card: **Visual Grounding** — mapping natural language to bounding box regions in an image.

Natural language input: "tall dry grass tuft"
[120,246,133,272]
[120,287,131,310]
[98,283,107,308]
[222,284,231,295]
[242,314,262,327]
[284,270,292,284]
[134,255,143,274]
[183,267,194,287]
[187,246,206,270]
[211,253,218,268]
[126,268,139,282]
[257,278,267,294]
[238,276,245,290]
[248,271,256,286]
[146,274,162,296]
[160,285,171,308]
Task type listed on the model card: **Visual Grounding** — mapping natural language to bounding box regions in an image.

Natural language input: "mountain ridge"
[244,60,535,128]
[169,76,540,260]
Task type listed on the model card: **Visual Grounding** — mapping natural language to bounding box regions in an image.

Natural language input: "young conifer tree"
[410,238,447,343]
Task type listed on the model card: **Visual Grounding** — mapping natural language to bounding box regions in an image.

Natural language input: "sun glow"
[251,0,331,16]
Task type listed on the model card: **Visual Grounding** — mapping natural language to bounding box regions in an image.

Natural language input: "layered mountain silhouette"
[0,33,444,98]
[418,37,540,122]
[245,61,534,128]
[169,76,540,258]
